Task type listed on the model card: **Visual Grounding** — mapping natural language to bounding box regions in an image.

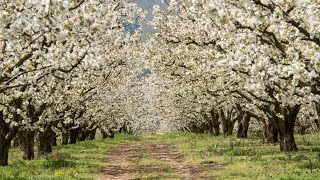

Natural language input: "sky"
[123,0,168,34]
[132,0,168,20]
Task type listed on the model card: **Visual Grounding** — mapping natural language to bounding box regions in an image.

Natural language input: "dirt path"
[99,141,223,179]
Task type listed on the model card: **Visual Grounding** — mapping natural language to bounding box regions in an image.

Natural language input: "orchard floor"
[0,132,320,179]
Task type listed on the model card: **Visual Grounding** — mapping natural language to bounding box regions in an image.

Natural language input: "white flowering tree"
[0,0,144,166]
[150,0,319,151]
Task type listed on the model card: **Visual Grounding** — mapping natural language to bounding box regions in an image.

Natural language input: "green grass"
[0,134,141,180]
[1,132,319,179]
[133,151,179,179]
[147,132,320,179]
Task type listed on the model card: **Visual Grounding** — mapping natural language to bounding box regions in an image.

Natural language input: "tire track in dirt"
[99,141,223,179]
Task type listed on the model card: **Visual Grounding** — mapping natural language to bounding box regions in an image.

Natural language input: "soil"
[99,141,223,179]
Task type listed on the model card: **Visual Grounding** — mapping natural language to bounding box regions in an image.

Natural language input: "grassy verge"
[148,132,320,179]
[0,134,141,180]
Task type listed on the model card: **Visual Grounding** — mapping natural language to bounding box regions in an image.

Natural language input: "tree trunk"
[314,102,320,130]
[203,114,211,134]
[109,130,115,138]
[210,109,220,136]
[279,130,297,151]
[101,129,108,139]
[51,134,57,146]
[38,131,53,155]
[0,132,16,166]
[278,120,297,151]
[119,122,128,133]
[0,138,10,166]
[265,122,279,143]
[12,133,22,148]
[88,129,96,140]
[38,124,57,155]
[213,125,220,136]
[203,113,214,135]
[314,119,319,130]
[69,128,79,144]
[220,109,231,136]
[79,129,87,141]
[275,105,300,151]
[12,131,25,149]
[62,131,69,145]
[22,131,35,160]
[237,121,243,138]
[242,115,250,138]
[0,110,19,166]
[101,129,114,138]
[237,117,249,138]
[259,118,279,143]
[228,121,235,135]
